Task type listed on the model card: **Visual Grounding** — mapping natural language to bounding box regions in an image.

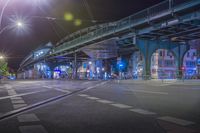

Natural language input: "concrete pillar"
[143,41,151,79]
[135,39,154,80]
[73,52,77,79]
[177,45,183,79]
[135,38,189,80]
[197,48,200,76]
[172,44,190,79]
[132,51,145,79]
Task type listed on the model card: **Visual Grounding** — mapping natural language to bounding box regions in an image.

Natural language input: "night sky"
[0,0,163,70]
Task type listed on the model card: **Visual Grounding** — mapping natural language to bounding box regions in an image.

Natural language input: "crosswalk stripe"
[0,90,46,100]
[19,125,48,133]
[13,104,28,109]
[10,97,23,100]
[11,99,26,104]
[17,114,40,122]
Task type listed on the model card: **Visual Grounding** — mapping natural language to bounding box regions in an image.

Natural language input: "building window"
[158,60,163,67]
[187,52,190,58]
[165,60,174,67]
[159,51,162,57]
[167,51,170,56]
[186,61,196,67]
[193,52,196,57]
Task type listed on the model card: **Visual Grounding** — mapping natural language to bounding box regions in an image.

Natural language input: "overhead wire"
[81,0,94,22]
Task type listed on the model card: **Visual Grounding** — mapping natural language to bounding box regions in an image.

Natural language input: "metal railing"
[52,0,200,56]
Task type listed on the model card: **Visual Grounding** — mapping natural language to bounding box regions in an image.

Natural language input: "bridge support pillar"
[171,44,190,79]
[197,48,200,76]
[135,39,189,80]
[73,52,77,79]
[135,39,157,80]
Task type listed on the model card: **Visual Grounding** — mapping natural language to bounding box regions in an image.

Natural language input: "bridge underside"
[138,20,200,43]
[80,38,118,59]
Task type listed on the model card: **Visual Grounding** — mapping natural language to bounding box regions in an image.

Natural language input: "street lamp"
[0,56,4,60]
[0,0,49,34]
[0,20,25,35]
[16,21,23,27]
[89,61,92,65]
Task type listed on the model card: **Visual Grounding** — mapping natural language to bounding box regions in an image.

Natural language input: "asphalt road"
[0,80,200,133]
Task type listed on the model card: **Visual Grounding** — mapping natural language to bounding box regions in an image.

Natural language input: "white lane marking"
[182,87,200,90]
[18,81,43,84]
[154,84,172,87]
[83,81,108,92]
[10,97,23,100]
[130,108,156,115]
[131,90,168,95]
[86,96,100,100]
[111,103,132,109]
[97,99,113,104]
[19,125,48,133]
[82,82,90,85]
[0,90,47,100]
[157,116,195,126]
[11,99,25,104]
[18,114,40,122]
[54,88,71,93]
[13,104,28,109]
[43,86,52,89]
[78,94,89,97]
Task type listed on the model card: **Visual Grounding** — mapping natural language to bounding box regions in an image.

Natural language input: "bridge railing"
[52,0,199,55]
[173,0,193,7]
[148,0,170,18]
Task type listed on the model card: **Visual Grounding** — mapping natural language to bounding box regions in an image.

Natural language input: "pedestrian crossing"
[4,84,49,133]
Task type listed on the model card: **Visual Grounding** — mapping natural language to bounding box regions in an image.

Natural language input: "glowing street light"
[0,56,4,60]
[89,61,92,65]
[0,19,26,35]
[0,0,48,34]
[16,21,23,27]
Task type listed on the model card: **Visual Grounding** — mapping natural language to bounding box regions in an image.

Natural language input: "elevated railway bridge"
[18,0,200,79]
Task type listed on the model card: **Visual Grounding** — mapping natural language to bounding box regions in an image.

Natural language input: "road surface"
[0,80,199,133]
